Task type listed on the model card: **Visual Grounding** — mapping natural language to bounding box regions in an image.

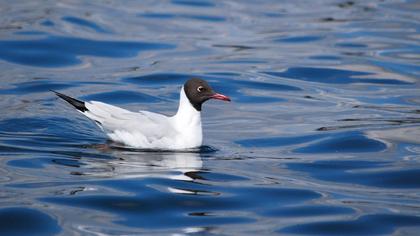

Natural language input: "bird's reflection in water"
[54,144,214,235]
[75,143,205,183]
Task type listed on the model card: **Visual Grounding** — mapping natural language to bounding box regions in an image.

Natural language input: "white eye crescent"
[197,86,204,92]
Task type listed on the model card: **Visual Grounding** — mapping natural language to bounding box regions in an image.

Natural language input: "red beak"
[210,93,231,102]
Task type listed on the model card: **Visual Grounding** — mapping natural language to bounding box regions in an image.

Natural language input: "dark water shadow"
[264,67,412,85]
[0,208,61,236]
[287,160,420,189]
[0,34,174,67]
[237,131,387,154]
[275,35,324,43]
[62,16,111,33]
[279,213,420,235]
[0,79,75,95]
[171,0,215,8]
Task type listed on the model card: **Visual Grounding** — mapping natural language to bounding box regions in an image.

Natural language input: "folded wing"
[54,91,177,148]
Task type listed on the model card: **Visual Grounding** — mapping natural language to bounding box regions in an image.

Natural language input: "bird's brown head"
[184,78,230,111]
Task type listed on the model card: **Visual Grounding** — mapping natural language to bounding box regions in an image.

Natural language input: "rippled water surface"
[1,0,420,235]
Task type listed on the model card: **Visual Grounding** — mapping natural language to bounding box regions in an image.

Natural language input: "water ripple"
[62,16,111,33]
[0,0,419,235]
[0,208,60,236]
[287,160,420,189]
[265,67,412,85]
[0,35,174,67]
[279,214,420,235]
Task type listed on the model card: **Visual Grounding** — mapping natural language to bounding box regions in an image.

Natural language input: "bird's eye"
[197,86,205,92]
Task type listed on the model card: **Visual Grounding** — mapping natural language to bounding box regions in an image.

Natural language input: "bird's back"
[84,101,178,148]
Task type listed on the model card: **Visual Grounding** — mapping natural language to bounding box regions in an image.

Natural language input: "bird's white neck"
[170,87,203,148]
[173,87,201,127]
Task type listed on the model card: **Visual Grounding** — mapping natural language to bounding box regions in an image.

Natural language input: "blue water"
[0,0,419,235]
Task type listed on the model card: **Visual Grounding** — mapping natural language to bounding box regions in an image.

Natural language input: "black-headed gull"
[53,78,230,150]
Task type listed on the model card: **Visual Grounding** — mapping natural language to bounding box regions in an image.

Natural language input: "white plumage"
[84,88,201,149]
[54,78,230,150]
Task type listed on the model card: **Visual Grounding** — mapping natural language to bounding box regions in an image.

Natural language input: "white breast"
[170,87,203,149]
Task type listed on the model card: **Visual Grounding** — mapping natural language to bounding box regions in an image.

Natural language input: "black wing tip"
[52,90,89,112]
[50,89,59,95]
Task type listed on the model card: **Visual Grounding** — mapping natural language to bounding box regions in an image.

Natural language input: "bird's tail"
[52,90,88,112]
